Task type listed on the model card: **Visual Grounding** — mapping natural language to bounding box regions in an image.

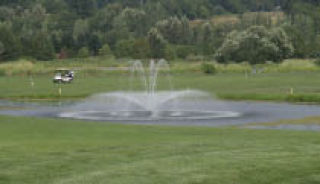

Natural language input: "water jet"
[59,60,240,121]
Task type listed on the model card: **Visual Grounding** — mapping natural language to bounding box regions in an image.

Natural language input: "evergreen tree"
[0,23,21,60]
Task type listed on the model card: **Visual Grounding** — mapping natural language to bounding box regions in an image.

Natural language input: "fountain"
[59,60,240,121]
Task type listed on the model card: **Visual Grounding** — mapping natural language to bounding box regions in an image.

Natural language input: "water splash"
[95,90,209,112]
[59,59,240,121]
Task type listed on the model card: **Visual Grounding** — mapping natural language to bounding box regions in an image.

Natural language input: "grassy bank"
[0,58,319,76]
[246,116,320,127]
[0,115,319,184]
[1,72,320,103]
[1,58,320,103]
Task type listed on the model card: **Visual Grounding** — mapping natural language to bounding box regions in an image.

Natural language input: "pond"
[1,98,320,129]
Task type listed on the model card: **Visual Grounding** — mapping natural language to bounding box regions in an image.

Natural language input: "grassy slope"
[1,72,320,102]
[0,115,320,184]
[245,116,320,127]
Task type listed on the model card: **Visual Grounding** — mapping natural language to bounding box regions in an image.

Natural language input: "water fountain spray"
[59,60,239,121]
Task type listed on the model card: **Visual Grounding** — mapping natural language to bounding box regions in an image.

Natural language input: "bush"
[201,62,216,74]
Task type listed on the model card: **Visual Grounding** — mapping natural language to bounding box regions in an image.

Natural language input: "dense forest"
[0,0,320,64]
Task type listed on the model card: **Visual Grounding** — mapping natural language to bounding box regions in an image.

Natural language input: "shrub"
[201,62,216,74]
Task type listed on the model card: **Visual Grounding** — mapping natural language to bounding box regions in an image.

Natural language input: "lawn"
[0,115,320,184]
[1,72,320,102]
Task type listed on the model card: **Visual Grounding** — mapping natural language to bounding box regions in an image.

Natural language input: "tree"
[216,26,293,64]
[48,10,78,52]
[78,47,90,58]
[174,45,195,59]
[144,2,167,25]
[197,22,215,55]
[19,4,50,57]
[90,4,122,32]
[73,19,101,54]
[114,38,150,59]
[31,32,55,60]
[156,16,192,44]
[65,0,97,17]
[131,38,151,59]
[0,41,5,61]
[115,8,147,37]
[0,0,319,61]
[114,39,135,58]
[42,0,68,14]
[0,6,15,22]
[73,19,89,42]
[99,44,112,56]
[270,27,294,60]
[0,41,4,54]
[147,27,167,59]
[0,23,21,60]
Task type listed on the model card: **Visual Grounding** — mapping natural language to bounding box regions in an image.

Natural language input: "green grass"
[1,58,320,102]
[0,115,320,184]
[0,57,127,76]
[1,59,319,76]
[1,72,320,103]
[246,116,320,127]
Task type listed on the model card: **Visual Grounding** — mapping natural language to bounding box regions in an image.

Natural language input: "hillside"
[0,0,319,63]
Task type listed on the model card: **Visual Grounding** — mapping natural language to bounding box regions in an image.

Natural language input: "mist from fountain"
[59,59,240,121]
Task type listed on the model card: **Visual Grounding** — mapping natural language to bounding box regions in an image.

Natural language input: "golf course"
[1,0,320,183]
[1,59,320,184]
[1,115,320,184]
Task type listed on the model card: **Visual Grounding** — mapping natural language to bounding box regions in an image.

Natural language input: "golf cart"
[53,69,74,84]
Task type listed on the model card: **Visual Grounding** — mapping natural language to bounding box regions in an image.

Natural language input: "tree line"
[0,0,319,64]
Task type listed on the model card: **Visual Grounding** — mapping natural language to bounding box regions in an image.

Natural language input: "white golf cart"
[53,69,74,84]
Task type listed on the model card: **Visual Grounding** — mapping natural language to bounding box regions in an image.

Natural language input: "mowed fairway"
[1,72,320,102]
[0,115,320,184]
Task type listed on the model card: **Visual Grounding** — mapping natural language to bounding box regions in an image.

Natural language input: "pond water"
[1,99,320,129]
